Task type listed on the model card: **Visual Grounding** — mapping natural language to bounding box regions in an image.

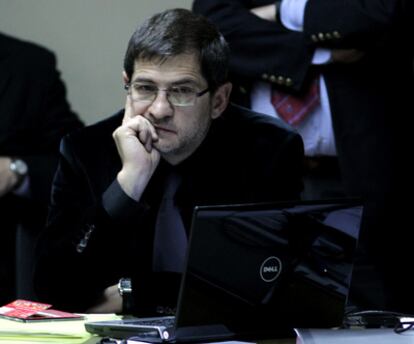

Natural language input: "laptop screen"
[174,199,363,339]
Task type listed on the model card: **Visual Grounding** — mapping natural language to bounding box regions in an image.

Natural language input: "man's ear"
[122,71,129,85]
[210,82,232,119]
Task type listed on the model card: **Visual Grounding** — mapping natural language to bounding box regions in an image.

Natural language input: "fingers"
[250,4,276,22]
[121,97,158,152]
[138,124,154,152]
[133,117,158,152]
[122,95,134,124]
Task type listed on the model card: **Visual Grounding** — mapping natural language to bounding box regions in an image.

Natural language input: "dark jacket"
[0,33,83,202]
[34,103,304,315]
[0,33,83,304]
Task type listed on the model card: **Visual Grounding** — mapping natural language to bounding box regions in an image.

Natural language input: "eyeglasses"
[124,83,210,107]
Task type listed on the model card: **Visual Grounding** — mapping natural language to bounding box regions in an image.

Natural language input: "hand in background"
[250,3,365,66]
[250,4,277,22]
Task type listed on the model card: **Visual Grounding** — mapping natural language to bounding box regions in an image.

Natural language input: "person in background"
[34,8,304,315]
[0,32,84,305]
[193,0,414,312]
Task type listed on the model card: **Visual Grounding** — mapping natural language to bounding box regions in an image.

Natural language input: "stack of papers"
[0,313,121,343]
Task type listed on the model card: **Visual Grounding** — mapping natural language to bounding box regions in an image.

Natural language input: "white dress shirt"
[251,0,336,157]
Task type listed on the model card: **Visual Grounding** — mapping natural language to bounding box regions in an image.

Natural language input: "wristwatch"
[9,158,28,188]
[118,278,133,313]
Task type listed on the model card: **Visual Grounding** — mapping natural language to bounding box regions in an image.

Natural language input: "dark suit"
[34,104,304,315]
[193,0,414,312]
[0,33,83,304]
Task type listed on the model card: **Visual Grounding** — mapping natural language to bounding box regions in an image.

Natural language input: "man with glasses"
[34,8,304,315]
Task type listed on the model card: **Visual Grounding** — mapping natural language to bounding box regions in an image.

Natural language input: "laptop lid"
[168,199,363,341]
[85,199,363,342]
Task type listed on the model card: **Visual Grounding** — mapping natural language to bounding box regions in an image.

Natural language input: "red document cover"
[0,300,84,322]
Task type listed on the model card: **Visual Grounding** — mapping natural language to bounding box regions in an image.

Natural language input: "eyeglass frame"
[124,82,210,107]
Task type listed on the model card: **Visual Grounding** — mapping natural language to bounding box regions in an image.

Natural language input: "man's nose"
[148,90,174,119]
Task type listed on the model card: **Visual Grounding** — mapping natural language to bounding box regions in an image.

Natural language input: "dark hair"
[123,8,229,92]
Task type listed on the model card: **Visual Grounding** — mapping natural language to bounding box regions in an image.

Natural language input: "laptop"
[85,199,363,342]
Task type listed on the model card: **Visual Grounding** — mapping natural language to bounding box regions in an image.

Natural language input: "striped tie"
[271,78,320,126]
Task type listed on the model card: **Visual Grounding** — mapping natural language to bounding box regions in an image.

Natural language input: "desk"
[0,313,120,343]
[0,337,100,344]
[2,323,412,344]
[82,337,101,344]
[0,313,295,344]
[82,330,414,344]
[295,328,414,343]
[85,338,295,344]
[260,339,295,344]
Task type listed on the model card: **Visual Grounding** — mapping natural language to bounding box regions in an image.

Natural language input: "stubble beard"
[158,108,212,165]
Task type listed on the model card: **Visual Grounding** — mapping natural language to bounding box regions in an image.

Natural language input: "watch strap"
[118,278,134,314]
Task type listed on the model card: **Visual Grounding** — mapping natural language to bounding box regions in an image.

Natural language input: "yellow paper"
[0,313,121,343]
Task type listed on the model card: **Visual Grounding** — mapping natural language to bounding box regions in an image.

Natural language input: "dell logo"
[263,266,278,273]
[260,256,282,282]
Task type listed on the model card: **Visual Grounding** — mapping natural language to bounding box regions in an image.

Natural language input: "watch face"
[10,159,28,176]
[118,278,132,295]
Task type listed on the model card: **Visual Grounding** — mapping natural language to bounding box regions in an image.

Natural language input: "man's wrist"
[117,169,151,201]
